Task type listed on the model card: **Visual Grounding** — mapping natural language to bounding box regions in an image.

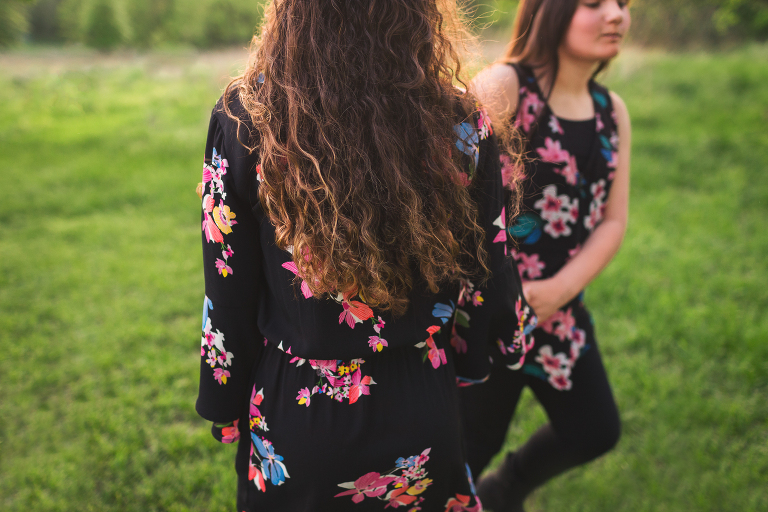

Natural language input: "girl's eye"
[583,2,601,8]
[618,1,628,7]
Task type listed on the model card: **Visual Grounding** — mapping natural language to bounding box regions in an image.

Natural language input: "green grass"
[1,46,767,511]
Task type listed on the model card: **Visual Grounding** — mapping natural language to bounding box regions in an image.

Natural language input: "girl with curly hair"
[194,1,535,510]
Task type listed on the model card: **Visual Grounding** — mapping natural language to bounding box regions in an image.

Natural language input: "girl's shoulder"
[470,62,521,125]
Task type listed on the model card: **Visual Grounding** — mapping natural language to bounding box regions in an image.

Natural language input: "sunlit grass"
[0,46,766,511]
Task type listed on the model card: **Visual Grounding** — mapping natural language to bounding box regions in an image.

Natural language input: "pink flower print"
[516,252,545,280]
[591,179,607,201]
[535,345,568,375]
[206,349,217,368]
[500,153,525,189]
[222,244,234,260]
[338,291,374,328]
[596,113,605,132]
[203,213,224,244]
[249,456,267,492]
[385,486,419,507]
[492,206,507,244]
[571,327,586,348]
[548,115,563,135]
[348,370,375,404]
[310,359,338,375]
[533,185,565,221]
[202,164,214,184]
[281,261,313,298]
[567,201,579,224]
[553,308,576,341]
[221,419,240,443]
[368,336,388,352]
[555,155,579,186]
[217,349,234,367]
[374,316,386,333]
[544,215,571,238]
[537,138,570,164]
[477,106,493,139]
[414,448,431,467]
[451,325,468,354]
[457,279,476,307]
[471,291,484,307]
[515,89,544,133]
[202,193,215,213]
[538,311,559,334]
[425,325,447,369]
[215,258,233,277]
[296,387,311,407]
[548,368,573,391]
[335,472,397,503]
[250,386,264,414]
[213,367,230,385]
[445,493,482,512]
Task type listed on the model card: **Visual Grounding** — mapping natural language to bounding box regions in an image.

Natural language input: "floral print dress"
[196,93,535,512]
[505,64,619,391]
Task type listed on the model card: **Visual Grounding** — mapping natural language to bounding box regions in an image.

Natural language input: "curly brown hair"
[223,0,492,316]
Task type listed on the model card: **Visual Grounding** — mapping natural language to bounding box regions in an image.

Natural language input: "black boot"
[475,452,526,512]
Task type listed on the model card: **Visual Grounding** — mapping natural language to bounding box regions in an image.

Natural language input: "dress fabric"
[196,93,536,512]
[504,63,620,391]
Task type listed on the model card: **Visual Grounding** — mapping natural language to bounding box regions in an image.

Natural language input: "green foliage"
[0,46,767,510]
[83,0,123,50]
[715,0,768,40]
[124,0,174,48]
[23,0,264,48]
[27,0,63,43]
[0,0,31,47]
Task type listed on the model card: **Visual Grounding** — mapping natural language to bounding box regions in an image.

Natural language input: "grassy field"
[0,45,766,511]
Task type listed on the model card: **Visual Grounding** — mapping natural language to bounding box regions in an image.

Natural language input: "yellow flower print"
[407,478,432,495]
[213,201,237,235]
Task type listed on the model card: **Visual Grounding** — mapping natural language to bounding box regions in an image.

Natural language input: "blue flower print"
[508,213,543,245]
[252,432,289,485]
[432,301,456,324]
[454,122,479,169]
[396,455,419,468]
[202,295,213,330]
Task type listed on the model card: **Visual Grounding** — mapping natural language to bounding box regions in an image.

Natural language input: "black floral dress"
[196,94,536,512]
[505,64,620,391]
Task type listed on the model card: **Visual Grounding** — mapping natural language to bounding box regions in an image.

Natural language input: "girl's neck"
[535,53,601,121]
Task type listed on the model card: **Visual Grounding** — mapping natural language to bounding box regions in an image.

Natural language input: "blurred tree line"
[0,0,267,49]
[0,0,767,49]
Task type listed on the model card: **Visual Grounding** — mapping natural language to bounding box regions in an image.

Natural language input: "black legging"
[459,328,621,499]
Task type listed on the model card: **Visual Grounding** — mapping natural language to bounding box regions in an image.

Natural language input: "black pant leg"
[514,317,621,493]
[458,350,527,478]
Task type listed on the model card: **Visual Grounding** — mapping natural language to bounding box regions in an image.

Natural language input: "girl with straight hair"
[194,1,536,510]
[460,0,631,509]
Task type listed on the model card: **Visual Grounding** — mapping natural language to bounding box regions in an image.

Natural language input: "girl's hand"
[522,278,569,324]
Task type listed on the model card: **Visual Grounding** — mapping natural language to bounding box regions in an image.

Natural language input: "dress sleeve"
[196,107,264,424]
[451,108,537,384]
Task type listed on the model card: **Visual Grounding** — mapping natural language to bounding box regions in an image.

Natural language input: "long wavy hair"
[223,0,491,315]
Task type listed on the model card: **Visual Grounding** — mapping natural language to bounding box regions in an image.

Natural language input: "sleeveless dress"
[506,64,619,391]
[196,93,536,511]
